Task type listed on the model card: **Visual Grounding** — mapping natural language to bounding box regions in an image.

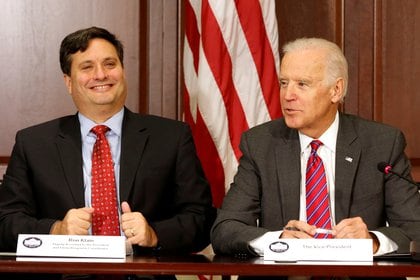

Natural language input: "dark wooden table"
[1,254,420,277]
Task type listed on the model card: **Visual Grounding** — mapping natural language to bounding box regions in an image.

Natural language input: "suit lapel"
[334,114,361,222]
[119,109,149,202]
[274,124,301,223]
[55,115,85,207]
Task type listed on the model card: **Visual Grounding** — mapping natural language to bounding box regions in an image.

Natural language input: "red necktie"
[91,125,120,236]
[305,140,332,238]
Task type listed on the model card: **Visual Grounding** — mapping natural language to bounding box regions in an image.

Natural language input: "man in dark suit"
[0,26,214,260]
[211,37,420,258]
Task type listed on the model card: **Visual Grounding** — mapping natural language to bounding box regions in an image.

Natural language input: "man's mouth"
[90,84,112,91]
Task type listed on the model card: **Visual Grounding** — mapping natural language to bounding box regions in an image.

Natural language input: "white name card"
[16,234,126,260]
[264,238,373,262]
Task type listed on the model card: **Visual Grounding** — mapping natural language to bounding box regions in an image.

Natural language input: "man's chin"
[284,118,301,130]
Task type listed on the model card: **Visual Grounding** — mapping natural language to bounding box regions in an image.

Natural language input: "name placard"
[16,234,126,260]
[264,239,373,262]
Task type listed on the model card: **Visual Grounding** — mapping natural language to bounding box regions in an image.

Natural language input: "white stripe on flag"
[209,0,272,128]
[183,0,282,206]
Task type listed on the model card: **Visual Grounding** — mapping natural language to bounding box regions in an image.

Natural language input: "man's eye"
[105,62,116,68]
[81,65,92,70]
[279,80,288,87]
[298,81,308,87]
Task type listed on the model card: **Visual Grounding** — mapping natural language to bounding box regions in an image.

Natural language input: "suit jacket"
[211,113,420,255]
[0,108,214,253]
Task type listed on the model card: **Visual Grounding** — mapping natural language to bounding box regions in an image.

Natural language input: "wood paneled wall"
[2,0,420,181]
[139,1,182,119]
[378,0,420,178]
[276,0,343,47]
[0,0,139,160]
[343,0,420,179]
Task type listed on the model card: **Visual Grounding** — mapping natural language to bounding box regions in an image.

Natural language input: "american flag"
[183,0,282,208]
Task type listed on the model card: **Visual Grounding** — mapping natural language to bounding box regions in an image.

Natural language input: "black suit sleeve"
[132,123,215,254]
[0,130,57,251]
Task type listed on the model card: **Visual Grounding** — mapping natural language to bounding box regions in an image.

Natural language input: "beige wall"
[0,0,139,156]
[3,0,420,180]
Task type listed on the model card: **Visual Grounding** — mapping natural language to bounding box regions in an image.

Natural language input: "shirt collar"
[78,108,124,138]
[299,111,339,153]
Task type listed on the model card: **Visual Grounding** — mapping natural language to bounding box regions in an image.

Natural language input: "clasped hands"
[50,201,158,248]
[281,217,379,253]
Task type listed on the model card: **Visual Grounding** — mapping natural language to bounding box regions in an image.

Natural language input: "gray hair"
[282,38,348,101]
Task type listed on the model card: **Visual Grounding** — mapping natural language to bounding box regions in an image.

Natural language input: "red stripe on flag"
[234,0,281,119]
[184,91,226,208]
[185,0,199,73]
[184,0,226,207]
[201,0,249,160]
[183,0,281,208]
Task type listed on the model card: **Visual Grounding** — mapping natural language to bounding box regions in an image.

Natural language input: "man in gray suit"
[211,37,420,258]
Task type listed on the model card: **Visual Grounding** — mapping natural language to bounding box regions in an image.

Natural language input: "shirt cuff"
[370,231,398,256]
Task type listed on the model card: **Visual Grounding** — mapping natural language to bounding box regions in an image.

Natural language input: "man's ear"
[63,74,72,94]
[331,78,344,103]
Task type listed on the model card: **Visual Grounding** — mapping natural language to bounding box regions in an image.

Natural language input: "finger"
[334,223,366,239]
[121,209,140,234]
[65,209,85,224]
[124,228,136,238]
[79,207,94,221]
[121,201,131,214]
[286,220,316,236]
[333,217,352,233]
[282,221,316,238]
[81,207,94,213]
[281,229,313,239]
[122,212,145,230]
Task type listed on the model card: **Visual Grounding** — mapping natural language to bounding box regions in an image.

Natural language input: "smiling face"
[63,38,127,123]
[279,48,344,138]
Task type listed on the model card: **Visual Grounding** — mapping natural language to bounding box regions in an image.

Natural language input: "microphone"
[377,161,420,189]
[377,161,420,260]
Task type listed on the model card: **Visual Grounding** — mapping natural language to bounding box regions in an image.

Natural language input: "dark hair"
[59,26,124,75]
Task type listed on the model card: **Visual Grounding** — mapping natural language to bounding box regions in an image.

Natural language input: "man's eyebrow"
[103,57,118,61]
[77,60,93,67]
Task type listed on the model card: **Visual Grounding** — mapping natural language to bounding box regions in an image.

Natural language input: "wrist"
[50,221,62,234]
[369,232,380,253]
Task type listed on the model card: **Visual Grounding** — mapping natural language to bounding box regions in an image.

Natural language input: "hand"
[50,207,94,235]
[120,201,158,247]
[333,217,379,253]
[280,220,317,238]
